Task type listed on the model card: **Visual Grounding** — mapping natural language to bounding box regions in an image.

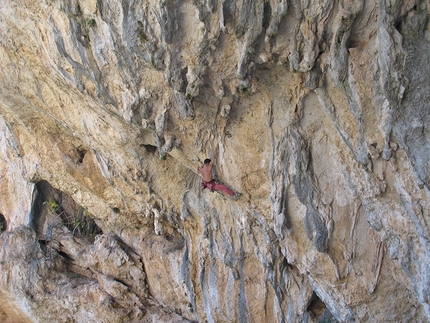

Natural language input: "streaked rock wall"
[1,0,429,322]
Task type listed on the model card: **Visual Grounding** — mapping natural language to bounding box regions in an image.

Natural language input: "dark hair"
[204,159,211,165]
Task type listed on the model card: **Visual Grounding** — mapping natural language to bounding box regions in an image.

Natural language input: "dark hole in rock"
[0,214,6,233]
[395,20,403,34]
[180,66,188,93]
[38,239,48,254]
[32,180,102,243]
[346,39,362,49]
[57,250,74,264]
[262,2,272,30]
[306,292,328,320]
[143,144,157,154]
[77,148,87,164]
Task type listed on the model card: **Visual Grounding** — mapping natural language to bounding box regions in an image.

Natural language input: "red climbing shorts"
[201,180,234,196]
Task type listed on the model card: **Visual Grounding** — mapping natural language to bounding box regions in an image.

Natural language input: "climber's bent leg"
[213,183,235,196]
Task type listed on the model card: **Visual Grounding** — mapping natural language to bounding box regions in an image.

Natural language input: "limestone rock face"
[1,0,430,322]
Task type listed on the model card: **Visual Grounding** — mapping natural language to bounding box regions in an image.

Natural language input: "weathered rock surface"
[1,0,430,322]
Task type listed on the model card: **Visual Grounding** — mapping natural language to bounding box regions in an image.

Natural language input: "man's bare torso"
[199,164,213,182]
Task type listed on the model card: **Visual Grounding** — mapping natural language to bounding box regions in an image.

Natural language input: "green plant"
[86,18,96,28]
[43,200,59,213]
[0,224,3,232]
[70,207,101,239]
[239,84,250,94]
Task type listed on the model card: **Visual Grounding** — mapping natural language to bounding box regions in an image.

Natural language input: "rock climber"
[197,145,239,199]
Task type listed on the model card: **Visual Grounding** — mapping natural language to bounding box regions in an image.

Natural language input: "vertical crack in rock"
[390,4,430,188]
[268,100,292,240]
[330,3,369,165]
[1,0,430,322]
[291,128,329,253]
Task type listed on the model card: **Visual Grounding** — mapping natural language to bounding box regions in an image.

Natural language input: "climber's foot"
[231,193,242,200]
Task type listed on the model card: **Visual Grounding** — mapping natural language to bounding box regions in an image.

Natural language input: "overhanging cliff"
[1,0,430,322]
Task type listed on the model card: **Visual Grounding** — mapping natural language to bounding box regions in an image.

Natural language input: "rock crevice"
[1,0,430,322]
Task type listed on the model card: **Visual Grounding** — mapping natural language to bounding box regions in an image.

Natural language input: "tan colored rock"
[0,0,430,322]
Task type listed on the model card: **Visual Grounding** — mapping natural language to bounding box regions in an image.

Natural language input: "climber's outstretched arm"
[209,144,219,166]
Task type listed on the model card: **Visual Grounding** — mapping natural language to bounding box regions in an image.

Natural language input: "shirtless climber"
[197,145,239,199]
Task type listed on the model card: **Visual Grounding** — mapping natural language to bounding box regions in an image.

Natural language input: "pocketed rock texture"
[0,0,430,322]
